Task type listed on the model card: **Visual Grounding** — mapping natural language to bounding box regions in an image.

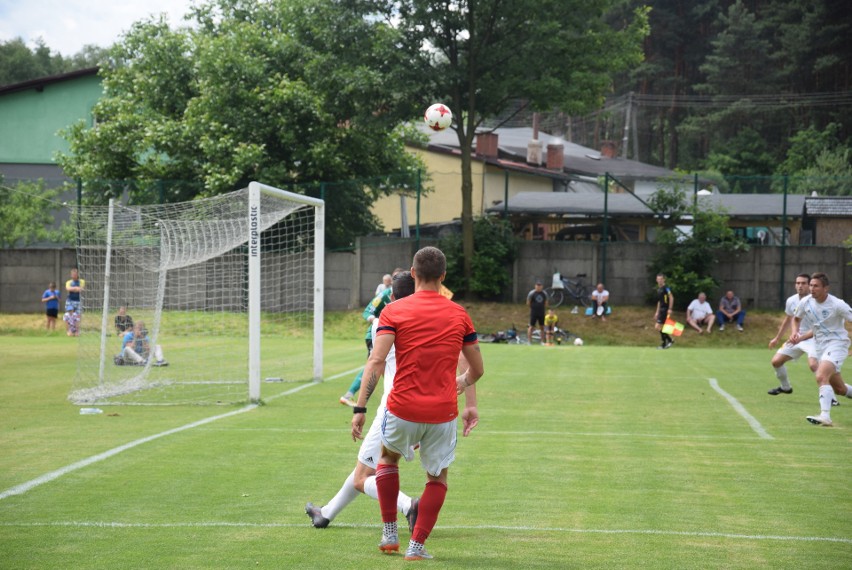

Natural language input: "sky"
[0,0,196,56]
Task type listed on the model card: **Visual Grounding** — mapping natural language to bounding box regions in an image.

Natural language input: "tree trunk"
[460,136,474,294]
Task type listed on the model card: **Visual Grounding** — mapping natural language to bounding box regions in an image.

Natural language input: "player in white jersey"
[790,272,852,427]
[767,273,818,395]
[306,272,418,528]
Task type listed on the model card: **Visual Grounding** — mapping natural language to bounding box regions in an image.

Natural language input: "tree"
[57,0,426,249]
[648,184,748,309]
[0,38,107,86]
[440,216,516,299]
[0,180,74,248]
[385,0,648,292]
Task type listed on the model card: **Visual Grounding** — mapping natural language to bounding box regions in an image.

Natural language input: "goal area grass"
[1,331,851,568]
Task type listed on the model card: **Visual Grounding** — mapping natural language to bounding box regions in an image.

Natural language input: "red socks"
[375,463,400,523]
[412,480,448,544]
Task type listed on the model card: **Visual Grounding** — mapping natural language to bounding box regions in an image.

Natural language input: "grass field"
[1,312,851,569]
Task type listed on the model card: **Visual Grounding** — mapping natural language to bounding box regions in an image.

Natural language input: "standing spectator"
[717,290,746,331]
[654,273,674,349]
[526,280,548,343]
[590,283,610,321]
[114,305,135,336]
[351,246,484,561]
[64,267,85,314]
[375,274,392,297]
[41,281,60,331]
[686,292,715,334]
[543,309,558,346]
[63,310,80,337]
[790,272,852,426]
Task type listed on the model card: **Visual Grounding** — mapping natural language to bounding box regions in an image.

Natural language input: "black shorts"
[530,312,545,327]
[46,308,58,318]
[655,310,668,324]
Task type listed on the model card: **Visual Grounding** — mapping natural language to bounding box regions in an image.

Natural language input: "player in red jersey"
[351,246,484,561]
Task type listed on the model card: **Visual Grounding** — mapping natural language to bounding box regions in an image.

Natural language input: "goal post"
[70,183,324,406]
[247,182,324,401]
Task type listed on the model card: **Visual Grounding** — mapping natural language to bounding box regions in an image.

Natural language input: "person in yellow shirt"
[544,309,558,346]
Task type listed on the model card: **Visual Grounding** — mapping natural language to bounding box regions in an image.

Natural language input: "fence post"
[779,175,788,305]
[601,173,609,286]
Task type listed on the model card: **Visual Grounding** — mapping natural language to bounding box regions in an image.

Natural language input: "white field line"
[1,521,850,544]
[708,378,773,440]
[0,365,364,501]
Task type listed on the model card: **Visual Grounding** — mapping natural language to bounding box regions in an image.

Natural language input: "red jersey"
[376,290,478,423]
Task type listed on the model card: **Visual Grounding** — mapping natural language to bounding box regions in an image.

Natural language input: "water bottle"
[79,407,103,415]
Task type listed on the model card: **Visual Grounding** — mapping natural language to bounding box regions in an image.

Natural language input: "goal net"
[69,182,324,406]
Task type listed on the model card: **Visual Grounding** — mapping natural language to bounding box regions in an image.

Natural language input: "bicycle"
[530,325,577,345]
[545,272,590,308]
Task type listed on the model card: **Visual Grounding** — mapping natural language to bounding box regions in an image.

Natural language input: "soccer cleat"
[379,534,400,553]
[339,396,356,407]
[152,360,168,367]
[767,387,793,395]
[406,497,419,533]
[305,502,330,529]
[832,398,840,407]
[404,546,433,561]
[806,414,833,427]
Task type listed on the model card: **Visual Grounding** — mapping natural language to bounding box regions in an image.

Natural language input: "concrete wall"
[2,242,849,313]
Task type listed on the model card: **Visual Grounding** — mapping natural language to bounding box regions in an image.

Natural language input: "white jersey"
[794,294,852,349]
[591,289,609,302]
[687,299,712,320]
[785,293,811,334]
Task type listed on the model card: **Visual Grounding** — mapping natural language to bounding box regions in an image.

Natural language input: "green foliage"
[0,37,107,86]
[648,185,748,309]
[0,180,74,247]
[56,1,426,249]
[776,123,852,196]
[440,217,516,299]
[390,0,649,287]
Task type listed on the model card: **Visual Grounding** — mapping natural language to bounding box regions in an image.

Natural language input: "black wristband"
[353,406,367,414]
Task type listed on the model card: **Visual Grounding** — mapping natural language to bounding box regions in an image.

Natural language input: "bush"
[440,216,516,299]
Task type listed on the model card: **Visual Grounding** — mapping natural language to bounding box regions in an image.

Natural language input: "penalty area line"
[708,378,773,440]
[0,405,257,501]
[2,521,850,544]
[0,362,361,501]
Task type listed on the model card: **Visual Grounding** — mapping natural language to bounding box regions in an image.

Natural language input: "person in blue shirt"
[121,321,168,366]
[41,281,60,331]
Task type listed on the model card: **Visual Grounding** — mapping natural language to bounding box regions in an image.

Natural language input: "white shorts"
[776,338,817,361]
[358,405,417,470]
[381,409,457,477]
[817,340,850,373]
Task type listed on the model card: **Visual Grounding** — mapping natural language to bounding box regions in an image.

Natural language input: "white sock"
[321,471,360,521]
[846,384,852,398]
[363,474,412,514]
[818,385,833,416]
[774,365,790,390]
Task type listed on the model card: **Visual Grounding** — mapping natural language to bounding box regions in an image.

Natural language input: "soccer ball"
[424,103,453,131]
[574,337,584,346]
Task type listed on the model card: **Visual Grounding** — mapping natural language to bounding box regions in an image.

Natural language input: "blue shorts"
[66,300,82,313]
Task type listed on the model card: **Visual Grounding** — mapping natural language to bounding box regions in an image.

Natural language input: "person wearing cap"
[527,280,548,343]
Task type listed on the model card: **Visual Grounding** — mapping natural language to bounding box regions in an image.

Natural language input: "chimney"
[475,132,499,158]
[546,143,564,170]
[527,139,542,165]
[600,140,617,158]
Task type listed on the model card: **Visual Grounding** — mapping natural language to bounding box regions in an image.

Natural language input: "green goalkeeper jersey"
[361,287,393,340]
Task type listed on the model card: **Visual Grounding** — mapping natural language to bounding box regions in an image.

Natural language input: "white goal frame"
[247,182,325,401]
[82,181,324,405]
